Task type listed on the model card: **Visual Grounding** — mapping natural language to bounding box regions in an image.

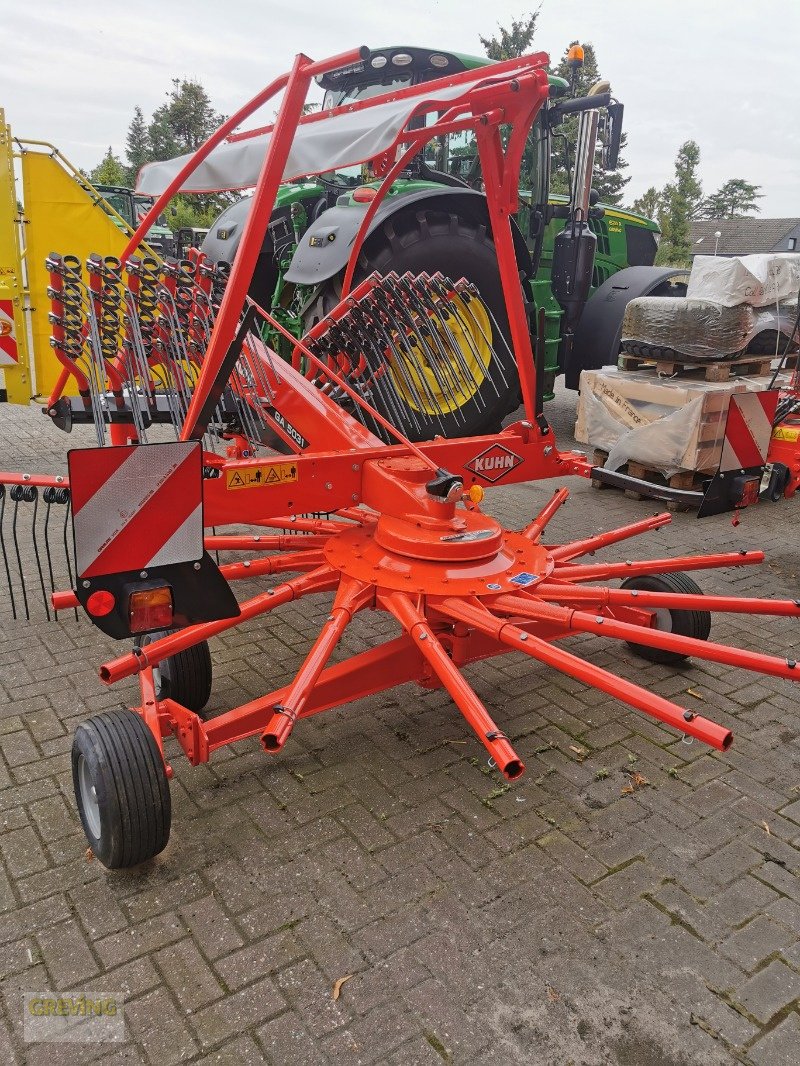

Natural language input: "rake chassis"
[3,48,799,868]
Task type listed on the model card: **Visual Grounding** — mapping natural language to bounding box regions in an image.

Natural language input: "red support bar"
[261,576,372,751]
[548,513,672,562]
[382,590,525,779]
[98,565,337,684]
[534,584,800,617]
[553,550,765,583]
[436,597,733,751]
[491,594,800,683]
[522,488,570,542]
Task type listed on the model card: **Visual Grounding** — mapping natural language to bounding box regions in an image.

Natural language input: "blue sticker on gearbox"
[510,572,538,587]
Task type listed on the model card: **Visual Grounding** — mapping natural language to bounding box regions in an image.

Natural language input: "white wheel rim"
[77,754,102,838]
[647,607,673,633]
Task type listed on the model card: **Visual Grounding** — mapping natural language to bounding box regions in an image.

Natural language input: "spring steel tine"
[372,288,452,431]
[448,276,511,390]
[429,274,504,399]
[338,312,413,437]
[401,274,482,417]
[0,485,18,620]
[362,292,439,432]
[10,486,32,620]
[376,275,462,424]
[348,306,422,436]
[411,275,487,414]
[394,277,467,419]
[61,496,79,621]
[41,488,58,617]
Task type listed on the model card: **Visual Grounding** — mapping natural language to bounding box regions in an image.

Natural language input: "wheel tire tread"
[620,572,711,665]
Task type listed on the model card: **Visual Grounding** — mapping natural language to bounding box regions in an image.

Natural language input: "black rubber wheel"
[72,709,171,869]
[141,630,213,716]
[620,572,711,665]
[311,208,523,440]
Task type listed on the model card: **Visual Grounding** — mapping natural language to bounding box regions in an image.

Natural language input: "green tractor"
[93,185,177,259]
[200,46,682,437]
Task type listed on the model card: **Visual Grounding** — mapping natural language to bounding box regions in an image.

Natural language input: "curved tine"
[260,576,373,752]
[489,594,800,684]
[434,597,732,752]
[0,486,18,620]
[382,591,525,780]
[548,513,671,562]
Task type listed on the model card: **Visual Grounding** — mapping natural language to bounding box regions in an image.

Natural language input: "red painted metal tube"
[383,591,525,779]
[553,550,765,583]
[491,595,800,683]
[261,577,372,752]
[204,533,330,552]
[98,565,337,684]
[436,598,733,751]
[522,488,570,542]
[0,472,68,488]
[549,513,672,562]
[52,550,326,612]
[534,584,800,617]
[120,46,365,263]
[182,54,315,440]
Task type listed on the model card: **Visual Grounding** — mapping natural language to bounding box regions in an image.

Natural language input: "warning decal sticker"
[226,463,298,491]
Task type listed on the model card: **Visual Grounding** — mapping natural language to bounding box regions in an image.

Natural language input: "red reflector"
[129,586,173,634]
[739,478,760,508]
[353,187,378,203]
[86,590,116,617]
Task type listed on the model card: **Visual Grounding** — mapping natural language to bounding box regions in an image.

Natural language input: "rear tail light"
[129,586,173,633]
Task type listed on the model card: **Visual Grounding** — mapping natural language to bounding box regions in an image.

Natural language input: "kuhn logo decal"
[465,444,523,483]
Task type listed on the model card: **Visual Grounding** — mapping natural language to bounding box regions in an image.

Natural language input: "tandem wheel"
[139,630,213,717]
[620,572,712,665]
[72,709,171,869]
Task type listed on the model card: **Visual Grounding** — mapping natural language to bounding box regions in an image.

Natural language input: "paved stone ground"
[0,391,798,1065]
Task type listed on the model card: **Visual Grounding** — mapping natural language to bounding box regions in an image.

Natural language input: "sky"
[2,0,798,216]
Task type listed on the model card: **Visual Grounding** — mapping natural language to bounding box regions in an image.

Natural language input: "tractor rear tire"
[620,572,712,665]
[72,709,171,870]
[314,208,523,440]
[141,631,213,717]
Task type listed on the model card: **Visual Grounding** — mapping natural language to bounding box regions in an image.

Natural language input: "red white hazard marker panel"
[719,391,779,473]
[0,300,19,366]
[68,442,203,579]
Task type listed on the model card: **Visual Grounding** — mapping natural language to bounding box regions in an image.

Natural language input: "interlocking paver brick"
[733,960,800,1024]
[2,394,799,1062]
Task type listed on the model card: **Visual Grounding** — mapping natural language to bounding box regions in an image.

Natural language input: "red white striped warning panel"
[719,391,779,473]
[68,442,203,579]
[0,300,19,366]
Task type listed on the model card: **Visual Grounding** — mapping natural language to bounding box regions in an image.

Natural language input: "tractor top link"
[1,47,799,870]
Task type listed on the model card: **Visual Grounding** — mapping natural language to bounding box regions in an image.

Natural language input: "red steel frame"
[23,48,800,781]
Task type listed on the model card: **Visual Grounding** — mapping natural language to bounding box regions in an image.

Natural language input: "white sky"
[2,0,798,215]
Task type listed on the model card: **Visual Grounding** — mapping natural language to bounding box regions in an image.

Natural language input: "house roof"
[690,218,800,257]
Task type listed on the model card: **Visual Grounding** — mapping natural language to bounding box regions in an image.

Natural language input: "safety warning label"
[226,463,298,491]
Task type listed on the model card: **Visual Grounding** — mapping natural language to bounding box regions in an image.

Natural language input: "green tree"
[479,11,539,60]
[631,185,662,222]
[125,106,150,185]
[90,147,127,187]
[697,178,763,219]
[656,140,703,267]
[550,42,630,206]
[147,78,224,160]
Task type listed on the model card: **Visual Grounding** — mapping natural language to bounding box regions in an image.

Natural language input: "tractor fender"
[564,265,688,389]
[283,187,533,286]
[200,188,327,266]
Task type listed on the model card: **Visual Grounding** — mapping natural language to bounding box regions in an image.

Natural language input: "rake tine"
[0,485,18,621]
[10,486,32,620]
[61,494,79,622]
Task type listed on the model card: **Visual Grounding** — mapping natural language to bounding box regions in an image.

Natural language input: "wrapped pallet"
[575,366,783,475]
[621,297,756,361]
[687,253,800,307]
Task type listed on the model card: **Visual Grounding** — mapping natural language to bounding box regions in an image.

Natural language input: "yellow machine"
[0,109,157,402]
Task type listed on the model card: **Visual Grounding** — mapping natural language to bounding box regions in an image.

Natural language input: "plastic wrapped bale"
[748,302,800,355]
[687,253,800,307]
[621,297,757,362]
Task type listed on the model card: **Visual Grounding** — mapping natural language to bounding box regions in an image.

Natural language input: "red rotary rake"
[3,48,799,868]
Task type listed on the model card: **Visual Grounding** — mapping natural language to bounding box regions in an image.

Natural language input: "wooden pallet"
[591,450,708,512]
[618,352,773,382]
